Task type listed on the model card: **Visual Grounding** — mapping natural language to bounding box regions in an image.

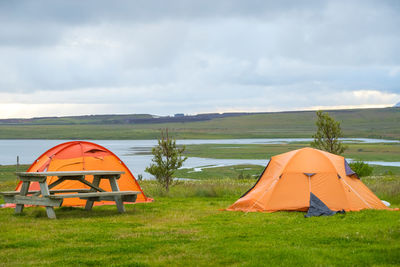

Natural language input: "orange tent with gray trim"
[15,141,152,206]
[227,147,388,215]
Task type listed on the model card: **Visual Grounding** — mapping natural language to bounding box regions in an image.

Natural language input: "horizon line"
[0,103,396,120]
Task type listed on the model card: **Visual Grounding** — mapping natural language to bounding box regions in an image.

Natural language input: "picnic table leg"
[39,182,56,219]
[85,175,101,211]
[109,177,125,213]
[15,181,30,214]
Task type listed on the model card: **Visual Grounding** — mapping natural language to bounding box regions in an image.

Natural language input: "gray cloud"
[0,0,399,117]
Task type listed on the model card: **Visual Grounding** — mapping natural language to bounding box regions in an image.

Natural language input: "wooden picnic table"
[0,171,140,219]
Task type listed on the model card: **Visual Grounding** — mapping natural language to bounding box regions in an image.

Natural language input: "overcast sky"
[0,0,399,118]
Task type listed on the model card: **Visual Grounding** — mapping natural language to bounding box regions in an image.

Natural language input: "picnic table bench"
[0,171,140,219]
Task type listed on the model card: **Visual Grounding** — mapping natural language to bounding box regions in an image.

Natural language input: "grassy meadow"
[182,142,400,161]
[0,107,399,140]
[1,160,400,266]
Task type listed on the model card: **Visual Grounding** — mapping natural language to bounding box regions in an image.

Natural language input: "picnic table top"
[15,171,125,177]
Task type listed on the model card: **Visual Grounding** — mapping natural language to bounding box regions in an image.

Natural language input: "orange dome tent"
[15,141,152,206]
[228,147,389,216]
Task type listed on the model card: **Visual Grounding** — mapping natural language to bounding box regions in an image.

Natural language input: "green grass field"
[1,196,399,266]
[176,164,400,180]
[176,165,265,180]
[183,142,400,161]
[1,164,400,266]
[0,107,399,139]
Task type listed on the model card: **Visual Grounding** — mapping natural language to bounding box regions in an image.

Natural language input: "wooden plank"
[109,178,121,192]
[80,196,112,201]
[46,207,57,219]
[85,175,101,211]
[54,176,84,180]
[0,189,92,196]
[79,194,137,202]
[81,196,101,201]
[49,191,140,199]
[50,189,92,194]
[47,177,67,189]
[93,174,121,180]
[4,195,63,207]
[18,176,47,182]
[39,182,51,196]
[16,171,124,177]
[0,191,21,196]
[15,181,30,214]
[32,177,67,196]
[78,177,106,192]
[109,177,125,213]
[39,181,58,219]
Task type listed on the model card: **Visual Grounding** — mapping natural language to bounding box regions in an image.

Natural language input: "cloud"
[0,0,399,118]
[388,66,400,77]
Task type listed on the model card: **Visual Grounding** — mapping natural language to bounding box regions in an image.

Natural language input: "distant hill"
[395,102,400,108]
[0,112,264,125]
[4,107,399,126]
[0,114,154,125]
[0,107,399,139]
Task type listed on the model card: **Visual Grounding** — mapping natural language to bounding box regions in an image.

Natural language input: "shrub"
[349,161,373,177]
[145,129,187,192]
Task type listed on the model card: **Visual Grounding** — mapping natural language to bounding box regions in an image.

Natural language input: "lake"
[0,138,399,179]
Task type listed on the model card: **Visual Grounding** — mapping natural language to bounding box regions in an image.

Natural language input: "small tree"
[349,161,373,177]
[311,110,347,155]
[145,129,187,192]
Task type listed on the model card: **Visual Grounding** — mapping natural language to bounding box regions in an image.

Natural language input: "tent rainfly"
[227,147,390,216]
